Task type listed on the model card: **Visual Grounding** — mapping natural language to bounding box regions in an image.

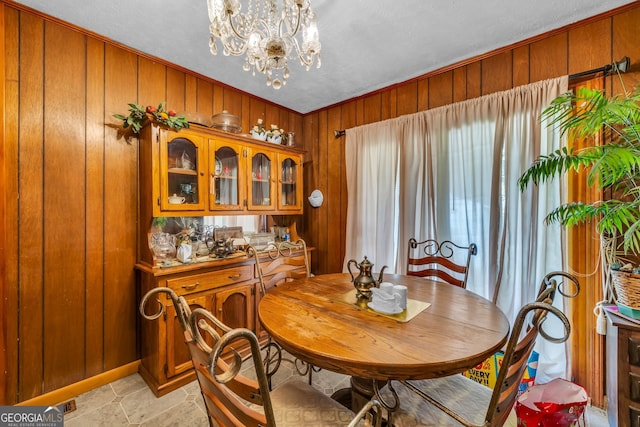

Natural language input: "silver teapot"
[347,256,387,298]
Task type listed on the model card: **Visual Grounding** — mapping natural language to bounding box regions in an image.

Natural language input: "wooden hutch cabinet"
[605,306,640,427]
[137,123,304,220]
[135,122,307,396]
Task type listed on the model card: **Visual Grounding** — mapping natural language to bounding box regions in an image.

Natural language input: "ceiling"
[13,0,637,114]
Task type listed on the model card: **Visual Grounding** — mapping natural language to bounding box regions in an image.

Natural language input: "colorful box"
[462,350,539,395]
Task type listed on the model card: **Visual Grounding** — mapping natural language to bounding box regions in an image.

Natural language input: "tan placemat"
[335,290,431,323]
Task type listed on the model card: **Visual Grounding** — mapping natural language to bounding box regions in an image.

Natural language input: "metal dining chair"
[140,287,382,427]
[250,240,317,386]
[406,238,478,288]
[376,273,579,426]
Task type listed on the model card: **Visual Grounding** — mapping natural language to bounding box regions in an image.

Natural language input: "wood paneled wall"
[0,4,303,403]
[302,4,640,408]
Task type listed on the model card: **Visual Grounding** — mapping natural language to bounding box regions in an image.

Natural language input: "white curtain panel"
[343,76,570,382]
[343,121,399,272]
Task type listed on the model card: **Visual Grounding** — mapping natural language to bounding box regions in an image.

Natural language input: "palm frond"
[522,85,640,255]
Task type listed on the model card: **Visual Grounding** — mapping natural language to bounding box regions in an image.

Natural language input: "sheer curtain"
[343,77,569,382]
[344,121,399,269]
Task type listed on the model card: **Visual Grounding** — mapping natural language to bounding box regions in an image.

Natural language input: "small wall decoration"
[114,102,189,134]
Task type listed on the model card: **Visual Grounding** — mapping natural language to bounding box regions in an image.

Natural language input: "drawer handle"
[182,282,200,291]
[228,274,241,279]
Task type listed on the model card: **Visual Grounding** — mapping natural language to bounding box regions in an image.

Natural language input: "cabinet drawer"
[632,372,640,403]
[632,404,640,427]
[166,265,254,296]
[630,336,640,367]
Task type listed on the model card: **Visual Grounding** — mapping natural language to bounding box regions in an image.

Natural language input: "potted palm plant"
[518,80,640,315]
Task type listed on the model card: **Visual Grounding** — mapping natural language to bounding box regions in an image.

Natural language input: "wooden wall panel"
[529,34,568,82]
[513,45,530,87]
[166,68,187,115]
[85,37,105,379]
[428,72,453,109]
[223,87,243,117]
[568,19,611,75]
[315,110,329,273]
[380,90,396,121]
[302,112,319,272]
[196,79,213,117]
[326,106,343,272]
[417,78,428,111]
[481,51,512,94]
[249,98,267,130]
[396,81,418,116]
[43,22,87,392]
[103,45,138,372]
[363,93,381,125]
[185,75,197,113]
[612,7,640,93]
[3,5,19,404]
[17,11,45,401]
[452,67,467,102]
[466,62,482,99]
[138,58,167,107]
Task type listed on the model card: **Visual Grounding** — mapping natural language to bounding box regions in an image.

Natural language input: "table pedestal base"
[350,377,387,413]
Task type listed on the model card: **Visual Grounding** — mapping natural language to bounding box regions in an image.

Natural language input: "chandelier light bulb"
[207,0,321,89]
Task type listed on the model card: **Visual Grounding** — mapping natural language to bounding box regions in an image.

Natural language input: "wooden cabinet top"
[146,122,306,156]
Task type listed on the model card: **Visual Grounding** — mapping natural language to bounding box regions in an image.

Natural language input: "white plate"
[367,301,402,315]
[215,158,223,175]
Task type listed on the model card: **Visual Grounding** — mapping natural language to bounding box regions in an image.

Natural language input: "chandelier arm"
[288,37,314,67]
[281,4,302,38]
[225,12,249,42]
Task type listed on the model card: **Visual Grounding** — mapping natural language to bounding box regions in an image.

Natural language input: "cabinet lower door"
[165,294,212,379]
[214,282,255,330]
[214,283,256,357]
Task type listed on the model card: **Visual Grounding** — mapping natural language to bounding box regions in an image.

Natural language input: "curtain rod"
[334,56,631,138]
[569,56,630,80]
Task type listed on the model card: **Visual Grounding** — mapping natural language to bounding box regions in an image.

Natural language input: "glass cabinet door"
[278,153,303,211]
[159,130,206,212]
[210,140,244,211]
[247,149,275,210]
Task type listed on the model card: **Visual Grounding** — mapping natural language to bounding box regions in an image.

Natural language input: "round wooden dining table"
[258,273,510,381]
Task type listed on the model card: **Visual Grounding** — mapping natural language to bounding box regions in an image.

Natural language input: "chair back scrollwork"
[406,238,478,288]
[251,239,311,296]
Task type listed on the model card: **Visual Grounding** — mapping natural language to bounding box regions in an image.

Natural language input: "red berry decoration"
[168,110,177,117]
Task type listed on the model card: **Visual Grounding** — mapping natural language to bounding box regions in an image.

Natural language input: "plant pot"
[611,270,640,313]
[251,130,267,141]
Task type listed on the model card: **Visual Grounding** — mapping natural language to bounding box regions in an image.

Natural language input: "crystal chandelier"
[207,0,321,90]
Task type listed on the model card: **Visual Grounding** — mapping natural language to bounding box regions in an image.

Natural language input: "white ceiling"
[13,0,637,114]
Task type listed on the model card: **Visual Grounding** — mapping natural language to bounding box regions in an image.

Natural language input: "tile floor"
[61,357,610,426]
[62,356,350,427]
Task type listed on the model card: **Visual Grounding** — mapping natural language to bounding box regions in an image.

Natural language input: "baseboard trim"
[17,360,140,406]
